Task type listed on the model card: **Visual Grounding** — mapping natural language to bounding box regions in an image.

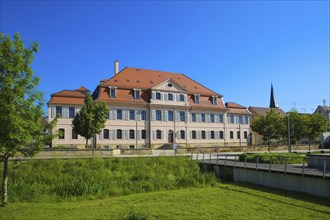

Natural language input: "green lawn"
[1,183,329,220]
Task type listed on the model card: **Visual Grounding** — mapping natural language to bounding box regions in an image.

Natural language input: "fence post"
[302,157,305,176]
[209,153,212,164]
[191,153,193,160]
[217,153,219,165]
[196,153,198,161]
[244,157,247,169]
[256,156,259,170]
[269,156,272,172]
[323,159,326,179]
[225,155,227,166]
[284,157,287,174]
[234,155,236,168]
[202,153,205,163]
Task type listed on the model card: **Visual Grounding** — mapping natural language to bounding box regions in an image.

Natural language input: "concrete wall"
[233,168,330,198]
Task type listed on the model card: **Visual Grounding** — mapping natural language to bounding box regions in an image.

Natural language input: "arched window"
[192,130,197,139]
[117,129,122,139]
[59,128,65,139]
[210,131,215,139]
[103,129,109,139]
[129,129,135,139]
[156,130,162,139]
[220,131,224,139]
[230,131,234,139]
[180,130,185,139]
[201,130,206,139]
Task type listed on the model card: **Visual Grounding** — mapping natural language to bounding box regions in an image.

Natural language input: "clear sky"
[1,0,329,114]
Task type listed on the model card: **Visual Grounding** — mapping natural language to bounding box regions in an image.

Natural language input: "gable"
[151,79,187,93]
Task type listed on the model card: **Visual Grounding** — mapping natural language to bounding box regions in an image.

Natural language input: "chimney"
[114,60,119,75]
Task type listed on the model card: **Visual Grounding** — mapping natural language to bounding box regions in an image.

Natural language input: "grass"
[1,183,329,219]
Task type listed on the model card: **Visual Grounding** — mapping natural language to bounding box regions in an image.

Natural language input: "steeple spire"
[270,83,278,108]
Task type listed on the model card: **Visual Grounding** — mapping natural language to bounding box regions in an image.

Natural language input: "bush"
[239,153,305,164]
[0,157,218,202]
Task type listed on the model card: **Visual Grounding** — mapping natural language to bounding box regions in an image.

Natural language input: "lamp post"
[287,112,291,153]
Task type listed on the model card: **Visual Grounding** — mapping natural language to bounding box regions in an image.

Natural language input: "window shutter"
[99,131,103,140]
[175,111,179,122]
[176,94,180,101]
[51,106,56,118]
[152,91,156,100]
[197,131,201,140]
[216,131,219,140]
[206,114,210,123]
[164,110,168,122]
[153,130,156,140]
[164,93,168,101]
[125,110,129,120]
[113,130,117,140]
[152,110,155,121]
[197,114,201,123]
[190,131,192,140]
[146,130,149,139]
[184,94,187,102]
[136,110,141,121]
[162,110,166,121]
[177,131,180,140]
[137,130,141,140]
[185,111,189,122]
[215,115,218,123]
[160,93,163,100]
[114,110,117,120]
[161,131,164,140]
[63,107,69,118]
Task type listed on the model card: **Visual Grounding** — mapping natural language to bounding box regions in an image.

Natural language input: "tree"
[72,93,108,149]
[302,113,327,151]
[0,33,53,206]
[251,109,285,152]
[284,109,305,144]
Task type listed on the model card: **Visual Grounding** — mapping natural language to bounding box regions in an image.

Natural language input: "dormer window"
[212,96,217,105]
[109,86,117,98]
[194,94,200,104]
[156,92,161,100]
[133,89,141,100]
[179,94,184,102]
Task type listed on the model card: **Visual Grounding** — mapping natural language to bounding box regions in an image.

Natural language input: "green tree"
[0,33,54,206]
[72,93,108,149]
[251,109,285,152]
[302,113,327,151]
[285,109,305,144]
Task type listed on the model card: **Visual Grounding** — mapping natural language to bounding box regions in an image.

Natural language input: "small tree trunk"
[85,138,88,149]
[2,156,9,207]
[308,139,311,152]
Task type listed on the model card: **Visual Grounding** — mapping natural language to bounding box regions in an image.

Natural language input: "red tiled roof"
[101,67,222,97]
[248,106,285,116]
[225,102,246,109]
[48,87,87,105]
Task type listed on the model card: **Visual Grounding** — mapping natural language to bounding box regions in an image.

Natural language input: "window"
[229,115,235,124]
[109,87,116,98]
[69,107,75,118]
[191,113,196,122]
[156,92,161,100]
[192,130,197,139]
[210,114,215,123]
[129,129,135,139]
[156,110,162,121]
[117,109,123,120]
[237,116,243,124]
[179,94,184,101]
[245,116,250,124]
[212,96,217,105]
[220,131,224,139]
[218,114,223,123]
[194,94,200,104]
[156,130,162,139]
[180,111,185,121]
[168,111,174,121]
[56,106,62,117]
[230,131,234,139]
[210,131,215,139]
[134,89,140,100]
[117,129,122,139]
[142,130,146,139]
[180,130,185,139]
[103,129,109,139]
[168,93,173,101]
[237,131,240,139]
[201,114,206,122]
[244,131,248,139]
[129,110,135,120]
[72,129,78,139]
[141,110,147,120]
[202,130,206,139]
[59,128,65,139]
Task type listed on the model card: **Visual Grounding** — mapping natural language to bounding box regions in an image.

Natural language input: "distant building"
[314,105,330,148]
[48,61,252,149]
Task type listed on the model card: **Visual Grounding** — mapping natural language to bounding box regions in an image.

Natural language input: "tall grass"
[1,157,218,203]
[239,152,305,164]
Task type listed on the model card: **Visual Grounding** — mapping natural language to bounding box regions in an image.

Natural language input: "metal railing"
[191,153,330,178]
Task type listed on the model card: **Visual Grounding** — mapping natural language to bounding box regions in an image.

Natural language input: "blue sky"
[1,0,329,114]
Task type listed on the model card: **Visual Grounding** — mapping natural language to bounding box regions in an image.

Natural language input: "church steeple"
[270,83,278,108]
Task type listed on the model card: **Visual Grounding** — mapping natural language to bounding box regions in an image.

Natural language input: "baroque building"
[48,61,252,149]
